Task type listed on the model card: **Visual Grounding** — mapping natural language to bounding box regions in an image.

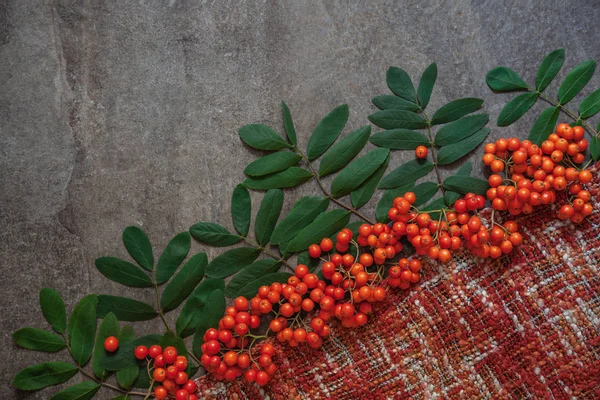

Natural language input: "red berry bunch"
[133,344,198,400]
[382,189,525,261]
[200,228,399,386]
[483,124,594,223]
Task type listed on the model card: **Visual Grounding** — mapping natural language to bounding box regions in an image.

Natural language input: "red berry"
[154,386,168,399]
[256,371,270,386]
[175,389,190,400]
[163,346,178,364]
[103,336,119,353]
[148,345,162,358]
[415,145,428,159]
[134,345,148,360]
[308,244,322,258]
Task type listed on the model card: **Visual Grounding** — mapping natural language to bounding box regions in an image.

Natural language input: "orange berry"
[415,145,428,159]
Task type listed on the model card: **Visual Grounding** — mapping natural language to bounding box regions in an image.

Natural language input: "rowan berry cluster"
[382,191,523,262]
[483,124,594,223]
[199,228,398,387]
[133,344,198,400]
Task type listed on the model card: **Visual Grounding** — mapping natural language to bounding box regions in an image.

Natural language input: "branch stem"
[420,110,445,192]
[536,91,599,137]
[294,147,376,225]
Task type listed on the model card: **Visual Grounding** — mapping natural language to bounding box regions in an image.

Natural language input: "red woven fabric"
[196,166,600,399]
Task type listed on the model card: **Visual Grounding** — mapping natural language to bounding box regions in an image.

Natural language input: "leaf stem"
[420,111,446,194]
[535,91,599,137]
[293,146,376,225]
[153,284,174,333]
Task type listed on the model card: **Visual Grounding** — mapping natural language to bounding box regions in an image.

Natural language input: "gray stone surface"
[2,0,600,398]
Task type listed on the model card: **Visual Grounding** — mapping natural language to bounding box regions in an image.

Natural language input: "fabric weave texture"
[196,166,600,399]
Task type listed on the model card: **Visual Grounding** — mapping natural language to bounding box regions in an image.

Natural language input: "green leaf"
[231,184,251,236]
[376,183,415,223]
[13,362,78,391]
[192,290,226,357]
[456,161,473,176]
[378,159,434,189]
[486,67,529,91]
[434,114,489,146]
[437,128,491,165]
[386,66,417,103]
[176,278,225,337]
[95,257,153,288]
[497,93,538,126]
[536,48,565,91]
[319,125,371,177]
[122,226,153,271]
[431,98,484,125]
[92,312,119,379]
[371,95,421,112]
[189,222,241,247]
[239,124,290,151]
[444,161,472,206]
[281,101,297,146]
[443,176,488,195]
[236,272,292,298]
[117,326,135,344]
[351,155,390,209]
[12,328,65,352]
[255,189,284,246]
[205,247,261,279]
[331,148,390,198]
[368,110,427,130]
[69,299,96,366]
[271,196,329,246]
[161,252,208,312]
[417,63,437,109]
[306,104,349,160]
[528,106,560,145]
[412,182,439,206]
[579,88,600,119]
[243,167,312,190]
[67,295,97,336]
[286,210,351,253]
[97,295,157,322]
[40,288,67,334]
[244,152,302,177]
[590,136,600,161]
[100,334,162,371]
[131,365,150,389]
[444,191,460,207]
[117,366,139,391]
[156,232,191,284]
[49,381,101,400]
[369,129,430,150]
[225,259,282,298]
[558,60,596,104]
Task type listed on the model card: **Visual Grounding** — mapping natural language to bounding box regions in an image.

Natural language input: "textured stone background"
[2,0,600,398]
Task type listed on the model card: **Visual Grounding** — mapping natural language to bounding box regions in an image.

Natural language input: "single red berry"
[175,389,190,400]
[256,371,270,386]
[308,244,322,258]
[154,386,168,400]
[415,145,428,159]
[134,345,148,360]
[103,336,119,353]
[148,345,162,358]
[183,380,198,394]
[163,346,178,364]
